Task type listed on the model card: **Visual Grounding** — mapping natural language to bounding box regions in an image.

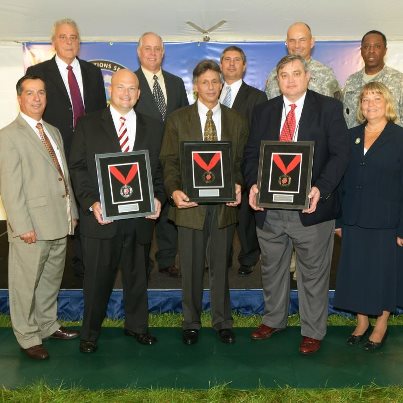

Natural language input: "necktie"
[66,65,85,128]
[222,86,232,107]
[153,75,167,121]
[204,110,218,142]
[118,116,130,152]
[36,123,68,195]
[280,104,297,142]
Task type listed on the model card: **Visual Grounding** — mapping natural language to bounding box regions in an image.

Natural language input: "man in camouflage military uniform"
[265,22,340,100]
[343,30,403,128]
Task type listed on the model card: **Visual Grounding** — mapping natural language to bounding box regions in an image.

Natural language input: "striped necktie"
[118,117,129,152]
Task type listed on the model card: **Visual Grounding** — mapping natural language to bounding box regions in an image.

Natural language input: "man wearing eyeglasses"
[26,18,107,280]
[265,22,340,101]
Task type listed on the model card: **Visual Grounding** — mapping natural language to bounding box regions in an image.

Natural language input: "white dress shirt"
[141,67,167,102]
[280,93,307,141]
[110,105,137,152]
[197,100,222,140]
[219,79,243,108]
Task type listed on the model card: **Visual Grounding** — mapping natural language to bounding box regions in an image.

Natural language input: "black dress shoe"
[238,265,254,276]
[124,329,157,345]
[363,330,388,351]
[346,325,372,345]
[50,326,80,340]
[218,329,235,344]
[183,329,199,345]
[79,340,98,353]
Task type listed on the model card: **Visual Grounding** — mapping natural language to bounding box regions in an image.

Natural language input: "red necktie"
[118,117,129,152]
[67,65,85,128]
[280,104,297,142]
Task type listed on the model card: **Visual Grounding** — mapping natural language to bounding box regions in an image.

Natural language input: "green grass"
[2,313,403,401]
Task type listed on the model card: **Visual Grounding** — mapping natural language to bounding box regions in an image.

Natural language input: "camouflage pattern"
[342,65,403,128]
[265,58,341,100]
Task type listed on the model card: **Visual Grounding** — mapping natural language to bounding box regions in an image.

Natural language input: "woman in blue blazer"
[335,82,403,351]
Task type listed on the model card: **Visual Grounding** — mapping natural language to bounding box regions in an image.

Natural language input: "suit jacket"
[243,90,350,227]
[230,81,267,127]
[339,122,403,236]
[26,56,107,157]
[134,68,189,123]
[160,103,248,230]
[69,108,165,243]
[0,115,78,241]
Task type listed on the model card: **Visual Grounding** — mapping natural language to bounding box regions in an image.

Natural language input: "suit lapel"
[16,116,58,171]
[268,98,283,140]
[48,57,71,105]
[232,81,247,111]
[364,122,393,157]
[189,104,203,140]
[221,106,232,141]
[79,58,90,111]
[297,91,316,141]
[133,113,147,150]
[163,70,175,114]
[101,108,121,152]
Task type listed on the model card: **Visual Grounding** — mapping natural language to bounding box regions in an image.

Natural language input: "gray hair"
[51,18,80,41]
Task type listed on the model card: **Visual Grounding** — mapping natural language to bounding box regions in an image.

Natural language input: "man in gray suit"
[0,75,79,360]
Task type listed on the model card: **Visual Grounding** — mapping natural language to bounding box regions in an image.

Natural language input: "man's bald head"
[109,69,141,114]
[286,22,315,61]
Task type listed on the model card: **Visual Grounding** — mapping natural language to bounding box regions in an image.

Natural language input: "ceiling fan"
[186,20,227,42]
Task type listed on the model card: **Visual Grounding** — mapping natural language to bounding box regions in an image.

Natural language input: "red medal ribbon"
[193,152,221,172]
[273,154,301,174]
[109,164,138,185]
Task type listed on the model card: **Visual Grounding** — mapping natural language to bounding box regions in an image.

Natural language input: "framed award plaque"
[180,141,235,203]
[95,150,155,220]
[257,141,314,210]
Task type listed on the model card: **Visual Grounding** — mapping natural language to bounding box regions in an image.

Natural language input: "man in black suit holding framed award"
[69,69,164,353]
[243,55,349,354]
[219,46,266,276]
[135,32,189,278]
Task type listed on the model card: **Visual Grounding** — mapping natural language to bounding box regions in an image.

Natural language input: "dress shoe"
[21,344,49,360]
[124,329,157,345]
[363,330,388,351]
[251,324,284,340]
[183,329,199,345]
[299,336,321,355]
[238,265,254,276]
[346,325,372,345]
[50,326,80,340]
[218,329,235,344]
[159,265,181,278]
[79,340,98,353]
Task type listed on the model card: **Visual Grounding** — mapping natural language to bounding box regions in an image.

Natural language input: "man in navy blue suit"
[243,55,349,355]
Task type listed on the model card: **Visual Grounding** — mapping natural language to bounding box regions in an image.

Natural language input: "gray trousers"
[8,238,66,348]
[178,206,234,331]
[257,210,334,340]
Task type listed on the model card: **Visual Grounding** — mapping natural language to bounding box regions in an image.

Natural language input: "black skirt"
[334,225,397,316]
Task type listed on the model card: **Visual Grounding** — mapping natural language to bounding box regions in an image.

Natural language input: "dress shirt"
[197,100,222,141]
[20,112,65,174]
[280,93,306,141]
[110,105,137,152]
[219,79,243,108]
[55,55,85,107]
[140,67,167,102]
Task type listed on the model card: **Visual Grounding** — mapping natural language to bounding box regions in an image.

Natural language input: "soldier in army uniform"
[343,30,403,128]
[265,22,340,100]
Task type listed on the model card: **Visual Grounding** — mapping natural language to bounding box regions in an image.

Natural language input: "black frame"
[95,150,155,220]
[180,141,235,203]
[257,141,314,209]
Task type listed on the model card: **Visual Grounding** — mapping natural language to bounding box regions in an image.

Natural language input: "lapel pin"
[355,138,361,144]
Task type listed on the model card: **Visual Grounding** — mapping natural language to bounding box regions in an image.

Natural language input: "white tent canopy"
[1,0,403,42]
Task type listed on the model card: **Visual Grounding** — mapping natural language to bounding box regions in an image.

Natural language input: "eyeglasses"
[57,35,79,42]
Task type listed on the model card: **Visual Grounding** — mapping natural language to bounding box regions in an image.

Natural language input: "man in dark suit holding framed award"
[69,69,164,353]
[243,55,349,354]
[160,60,248,345]
[26,18,107,279]
[135,32,189,277]
[219,46,267,276]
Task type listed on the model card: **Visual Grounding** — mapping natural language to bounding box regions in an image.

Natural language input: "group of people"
[0,18,402,361]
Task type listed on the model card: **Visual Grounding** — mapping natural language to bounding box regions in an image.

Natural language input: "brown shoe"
[21,344,49,360]
[299,336,321,355]
[251,324,284,340]
[159,265,181,278]
[50,326,80,340]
